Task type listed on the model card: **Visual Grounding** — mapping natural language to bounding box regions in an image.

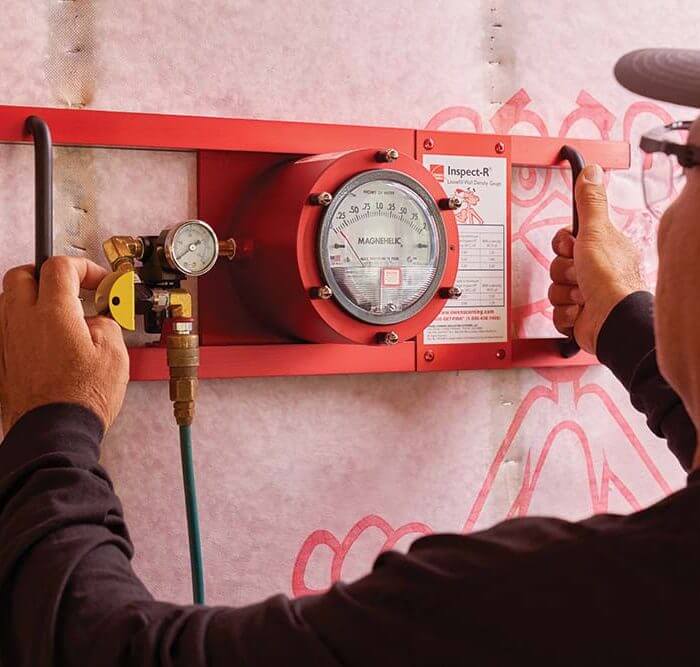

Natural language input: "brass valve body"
[99,232,200,426]
[102,235,144,271]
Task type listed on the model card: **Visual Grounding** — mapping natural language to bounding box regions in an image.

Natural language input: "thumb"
[574,164,611,240]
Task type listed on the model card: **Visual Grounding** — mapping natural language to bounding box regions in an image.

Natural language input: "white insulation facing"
[0,1,696,605]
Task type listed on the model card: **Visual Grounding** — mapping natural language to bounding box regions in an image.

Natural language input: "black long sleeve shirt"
[0,291,697,666]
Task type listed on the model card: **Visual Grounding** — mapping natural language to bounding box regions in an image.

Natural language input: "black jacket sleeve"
[596,290,697,470]
[0,290,697,667]
[0,403,339,666]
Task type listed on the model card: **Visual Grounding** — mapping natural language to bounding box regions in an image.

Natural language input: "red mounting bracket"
[0,105,629,380]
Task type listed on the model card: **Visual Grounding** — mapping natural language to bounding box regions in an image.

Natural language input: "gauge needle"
[337,230,365,267]
[177,239,201,261]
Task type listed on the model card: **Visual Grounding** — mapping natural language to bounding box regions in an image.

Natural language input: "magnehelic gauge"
[318,170,445,325]
[233,148,460,345]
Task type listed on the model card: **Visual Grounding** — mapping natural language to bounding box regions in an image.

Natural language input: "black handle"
[25,116,53,281]
[557,145,585,358]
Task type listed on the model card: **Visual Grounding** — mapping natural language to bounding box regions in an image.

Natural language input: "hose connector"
[166,318,199,426]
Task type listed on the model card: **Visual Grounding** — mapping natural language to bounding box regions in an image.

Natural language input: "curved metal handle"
[557,145,585,358]
[24,116,53,281]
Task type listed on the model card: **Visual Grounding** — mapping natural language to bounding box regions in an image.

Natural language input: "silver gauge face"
[164,220,219,277]
[318,170,446,325]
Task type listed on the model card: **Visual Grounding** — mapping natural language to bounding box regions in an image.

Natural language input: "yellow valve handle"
[94,269,136,331]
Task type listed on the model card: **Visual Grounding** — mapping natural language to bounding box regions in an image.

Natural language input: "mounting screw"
[440,286,462,299]
[382,331,400,345]
[376,148,399,162]
[439,196,462,211]
[424,349,435,362]
[423,137,435,151]
[496,348,506,360]
[310,192,333,206]
[495,141,505,154]
[310,285,333,300]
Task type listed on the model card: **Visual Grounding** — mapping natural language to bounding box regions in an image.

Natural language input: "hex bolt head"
[439,196,462,211]
[310,285,333,300]
[423,137,435,151]
[377,148,400,163]
[496,348,506,360]
[495,141,506,154]
[383,331,400,345]
[424,349,435,362]
[310,192,333,206]
[440,286,462,299]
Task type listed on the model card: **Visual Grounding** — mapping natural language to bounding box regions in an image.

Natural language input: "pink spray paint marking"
[292,515,432,597]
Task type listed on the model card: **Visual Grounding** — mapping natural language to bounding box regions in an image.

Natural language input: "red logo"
[429,164,444,182]
[381,267,402,287]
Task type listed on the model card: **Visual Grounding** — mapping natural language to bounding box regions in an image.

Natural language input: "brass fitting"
[167,326,199,427]
[168,289,193,319]
[218,238,237,260]
[166,288,197,426]
[103,235,144,272]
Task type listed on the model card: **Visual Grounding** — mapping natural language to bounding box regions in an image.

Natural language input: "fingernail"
[582,164,603,185]
[571,287,583,303]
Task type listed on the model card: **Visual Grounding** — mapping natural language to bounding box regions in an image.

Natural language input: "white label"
[423,154,507,344]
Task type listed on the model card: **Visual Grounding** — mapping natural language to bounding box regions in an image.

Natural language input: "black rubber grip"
[25,116,53,281]
[557,145,585,358]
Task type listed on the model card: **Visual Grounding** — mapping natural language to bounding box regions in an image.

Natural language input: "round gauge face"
[165,220,219,277]
[318,170,446,325]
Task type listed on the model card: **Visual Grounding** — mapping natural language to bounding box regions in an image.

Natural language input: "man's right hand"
[548,163,647,354]
[0,257,129,434]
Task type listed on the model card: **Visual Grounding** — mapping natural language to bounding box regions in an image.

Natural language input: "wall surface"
[0,1,697,605]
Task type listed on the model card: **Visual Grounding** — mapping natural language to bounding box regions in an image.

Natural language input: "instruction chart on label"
[423,155,507,344]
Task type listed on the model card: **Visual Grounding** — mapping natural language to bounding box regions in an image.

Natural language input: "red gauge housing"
[232,148,459,345]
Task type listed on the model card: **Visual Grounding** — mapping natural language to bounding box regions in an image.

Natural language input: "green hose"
[178,424,205,604]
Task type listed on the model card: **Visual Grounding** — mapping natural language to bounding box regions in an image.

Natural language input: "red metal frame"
[0,105,630,380]
[415,131,514,372]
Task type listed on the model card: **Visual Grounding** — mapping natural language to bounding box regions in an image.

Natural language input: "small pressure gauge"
[318,170,446,325]
[163,220,219,277]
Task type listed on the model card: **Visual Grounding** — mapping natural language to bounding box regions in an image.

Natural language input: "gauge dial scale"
[319,170,445,325]
[164,220,219,277]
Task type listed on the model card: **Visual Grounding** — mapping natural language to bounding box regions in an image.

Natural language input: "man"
[0,49,698,666]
